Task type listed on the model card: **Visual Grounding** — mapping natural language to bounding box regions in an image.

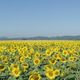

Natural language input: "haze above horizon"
[0,0,80,37]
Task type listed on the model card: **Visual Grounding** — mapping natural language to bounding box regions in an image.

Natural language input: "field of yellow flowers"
[0,40,80,80]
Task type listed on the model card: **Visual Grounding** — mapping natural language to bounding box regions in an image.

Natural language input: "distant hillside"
[0,35,80,40]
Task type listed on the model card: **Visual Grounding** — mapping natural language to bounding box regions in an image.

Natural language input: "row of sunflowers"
[0,40,80,80]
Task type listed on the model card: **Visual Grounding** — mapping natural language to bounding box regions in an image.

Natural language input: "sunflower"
[23,53,29,59]
[34,52,40,58]
[54,69,60,76]
[0,64,5,72]
[60,57,67,63]
[45,49,52,56]
[19,56,25,63]
[30,48,34,54]
[44,64,53,71]
[2,56,8,64]
[33,58,40,66]
[62,50,69,56]
[22,63,29,72]
[45,69,56,79]
[49,59,56,65]
[54,54,62,60]
[10,63,19,69]
[29,72,41,80]
[11,68,21,78]
[68,56,76,62]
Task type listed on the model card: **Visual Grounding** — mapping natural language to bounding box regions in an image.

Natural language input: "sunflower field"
[0,40,80,80]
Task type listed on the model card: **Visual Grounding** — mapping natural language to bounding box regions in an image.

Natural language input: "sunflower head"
[19,56,25,63]
[33,58,40,66]
[29,72,41,80]
[22,63,29,72]
[49,59,56,65]
[11,68,21,78]
[10,63,19,69]
[45,69,60,80]
[0,64,5,72]
[45,69,56,80]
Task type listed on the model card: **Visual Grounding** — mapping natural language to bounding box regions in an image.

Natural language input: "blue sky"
[0,0,80,37]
